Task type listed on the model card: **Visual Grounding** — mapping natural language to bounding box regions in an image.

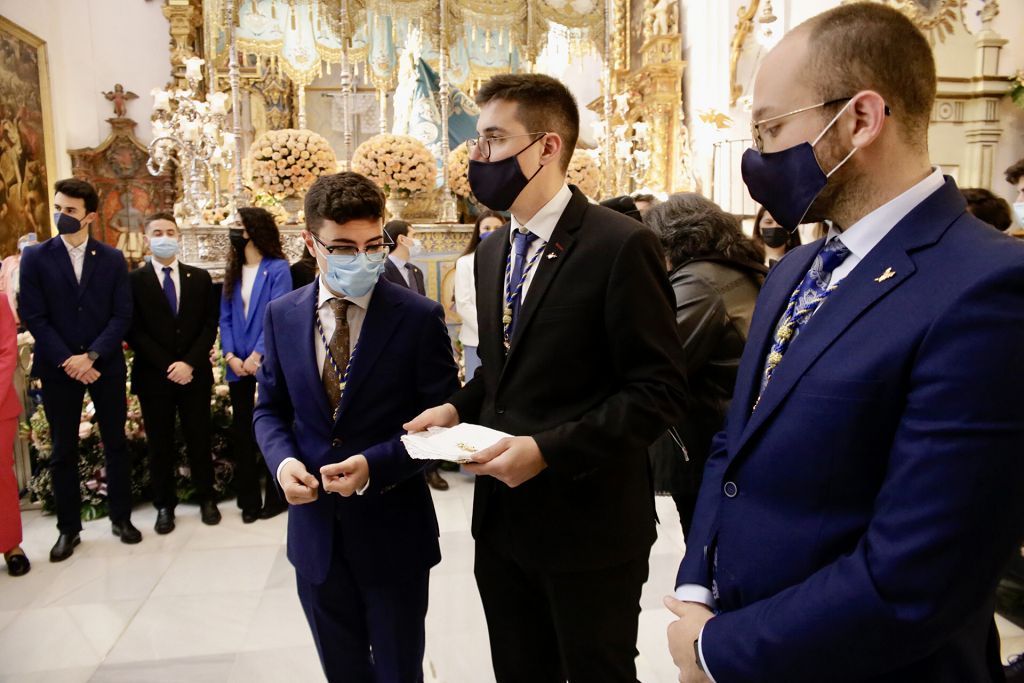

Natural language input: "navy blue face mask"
[741,99,858,230]
[468,135,546,212]
[53,212,84,235]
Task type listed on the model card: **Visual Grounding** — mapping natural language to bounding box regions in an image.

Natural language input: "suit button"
[331,438,343,448]
[723,481,738,498]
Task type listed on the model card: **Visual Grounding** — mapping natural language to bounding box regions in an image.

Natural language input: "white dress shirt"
[508,183,573,301]
[454,253,478,347]
[676,166,946,682]
[241,263,259,318]
[60,236,87,283]
[152,258,181,309]
[277,275,373,495]
[388,253,413,287]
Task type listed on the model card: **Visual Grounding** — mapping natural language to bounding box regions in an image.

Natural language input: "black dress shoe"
[112,520,143,544]
[426,469,449,491]
[259,496,287,520]
[49,533,80,562]
[154,508,175,535]
[5,552,30,576]
[241,508,260,524]
[200,500,221,525]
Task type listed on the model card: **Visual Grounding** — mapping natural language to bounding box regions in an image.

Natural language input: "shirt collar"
[509,184,573,244]
[387,253,407,269]
[317,274,374,311]
[153,258,179,276]
[831,166,945,258]
[60,236,87,253]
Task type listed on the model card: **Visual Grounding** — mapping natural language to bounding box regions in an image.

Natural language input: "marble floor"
[1,472,1022,682]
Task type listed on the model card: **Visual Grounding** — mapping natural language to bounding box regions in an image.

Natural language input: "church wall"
[0,0,170,179]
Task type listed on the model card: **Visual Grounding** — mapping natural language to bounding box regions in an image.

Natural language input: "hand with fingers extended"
[321,455,370,497]
[277,459,319,505]
[463,436,547,488]
[403,402,460,434]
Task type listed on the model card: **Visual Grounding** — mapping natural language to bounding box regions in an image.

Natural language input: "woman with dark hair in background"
[290,244,318,289]
[645,193,767,535]
[220,207,292,523]
[454,209,504,381]
[752,205,801,266]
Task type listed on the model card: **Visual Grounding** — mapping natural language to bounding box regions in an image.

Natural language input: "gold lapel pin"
[874,267,896,283]
[90,250,96,256]
[545,251,557,260]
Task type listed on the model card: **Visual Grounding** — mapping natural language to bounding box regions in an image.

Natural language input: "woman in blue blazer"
[220,207,292,522]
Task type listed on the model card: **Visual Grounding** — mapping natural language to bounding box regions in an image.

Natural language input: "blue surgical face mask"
[318,248,384,298]
[149,236,180,260]
[741,99,858,230]
[54,212,84,235]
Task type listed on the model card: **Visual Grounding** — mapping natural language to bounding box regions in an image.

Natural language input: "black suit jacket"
[449,186,688,572]
[126,261,218,395]
[383,257,426,296]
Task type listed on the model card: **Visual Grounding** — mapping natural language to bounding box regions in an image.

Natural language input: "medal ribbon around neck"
[502,230,548,350]
[315,280,359,421]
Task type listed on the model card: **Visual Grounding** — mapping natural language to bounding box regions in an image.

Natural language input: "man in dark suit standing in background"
[126,213,221,535]
[407,74,687,683]
[666,6,1024,682]
[19,178,139,561]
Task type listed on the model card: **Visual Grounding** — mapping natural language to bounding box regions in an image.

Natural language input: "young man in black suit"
[126,213,221,533]
[407,74,688,682]
[19,178,139,561]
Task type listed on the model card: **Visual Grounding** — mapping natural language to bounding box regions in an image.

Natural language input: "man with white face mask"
[666,4,1024,682]
[126,213,221,533]
[382,219,427,296]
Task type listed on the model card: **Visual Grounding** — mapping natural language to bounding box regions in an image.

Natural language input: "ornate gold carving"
[848,0,966,43]
[729,1,760,107]
[163,0,203,67]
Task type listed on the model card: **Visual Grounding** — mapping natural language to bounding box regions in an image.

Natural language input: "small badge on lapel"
[545,251,558,260]
[874,267,896,283]
[90,250,96,256]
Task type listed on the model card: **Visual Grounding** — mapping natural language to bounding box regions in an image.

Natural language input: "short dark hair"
[54,178,99,214]
[633,194,657,204]
[304,172,385,234]
[646,193,764,269]
[384,219,412,245]
[144,212,177,229]
[800,3,936,149]
[1006,159,1024,186]
[962,188,1012,231]
[599,195,642,223]
[753,206,802,253]
[475,73,580,171]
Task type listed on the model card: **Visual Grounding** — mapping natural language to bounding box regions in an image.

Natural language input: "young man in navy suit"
[254,172,459,683]
[666,5,1024,682]
[19,178,139,561]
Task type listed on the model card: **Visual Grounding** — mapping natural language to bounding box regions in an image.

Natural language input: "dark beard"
[804,129,864,225]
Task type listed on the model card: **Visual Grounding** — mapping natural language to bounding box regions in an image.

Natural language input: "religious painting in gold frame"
[0,17,58,256]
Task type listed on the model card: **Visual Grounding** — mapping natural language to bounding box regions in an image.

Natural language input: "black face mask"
[760,227,789,249]
[229,229,249,255]
[467,135,545,211]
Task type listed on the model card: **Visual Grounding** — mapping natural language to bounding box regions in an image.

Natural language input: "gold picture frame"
[0,16,58,254]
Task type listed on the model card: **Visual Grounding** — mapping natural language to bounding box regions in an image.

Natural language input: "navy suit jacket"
[219,256,290,381]
[19,236,131,380]
[677,178,1024,682]
[254,277,459,586]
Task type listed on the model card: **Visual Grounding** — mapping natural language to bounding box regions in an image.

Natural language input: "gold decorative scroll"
[847,0,966,43]
[729,1,759,107]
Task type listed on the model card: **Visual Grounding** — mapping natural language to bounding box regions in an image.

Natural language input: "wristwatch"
[87,351,99,362]
[694,639,705,673]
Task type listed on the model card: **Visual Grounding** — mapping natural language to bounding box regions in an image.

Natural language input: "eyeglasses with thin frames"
[750,97,852,153]
[310,230,394,262]
[466,132,547,161]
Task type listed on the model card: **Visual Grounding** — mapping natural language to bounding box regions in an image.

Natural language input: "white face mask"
[1013,202,1024,228]
[408,238,424,258]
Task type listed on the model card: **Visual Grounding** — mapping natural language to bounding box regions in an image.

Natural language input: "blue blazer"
[19,236,132,380]
[219,257,290,381]
[254,277,459,586]
[677,178,1024,682]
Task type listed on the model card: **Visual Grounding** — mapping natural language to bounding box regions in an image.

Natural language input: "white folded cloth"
[401,424,513,463]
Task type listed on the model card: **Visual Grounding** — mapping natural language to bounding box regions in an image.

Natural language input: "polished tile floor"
[1,472,1021,682]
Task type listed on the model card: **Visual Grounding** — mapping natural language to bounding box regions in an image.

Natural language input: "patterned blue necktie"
[758,237,851,402]
[162,266,178,317]
[508,230,538,335]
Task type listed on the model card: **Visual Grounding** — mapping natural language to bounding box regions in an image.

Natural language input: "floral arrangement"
[26,342,237,519]
[252,193,291,226]
[567,148,602,200]
[447,141,472,199]
[250,128,337,200]
[351,134,436,197]
[202,204,233,226]
[1012,69,1024,110]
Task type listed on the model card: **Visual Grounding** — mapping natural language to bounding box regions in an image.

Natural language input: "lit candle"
[207,91,229,115]
[151,88,171,111]
[184,56,205,82]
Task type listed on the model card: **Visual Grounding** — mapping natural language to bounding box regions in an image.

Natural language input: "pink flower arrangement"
[351,134,436,197]
[250,128,337,200]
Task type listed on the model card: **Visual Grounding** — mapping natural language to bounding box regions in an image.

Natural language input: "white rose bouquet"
[351,134,436,197]
[250,128,337,200]
[567,148,601,200]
